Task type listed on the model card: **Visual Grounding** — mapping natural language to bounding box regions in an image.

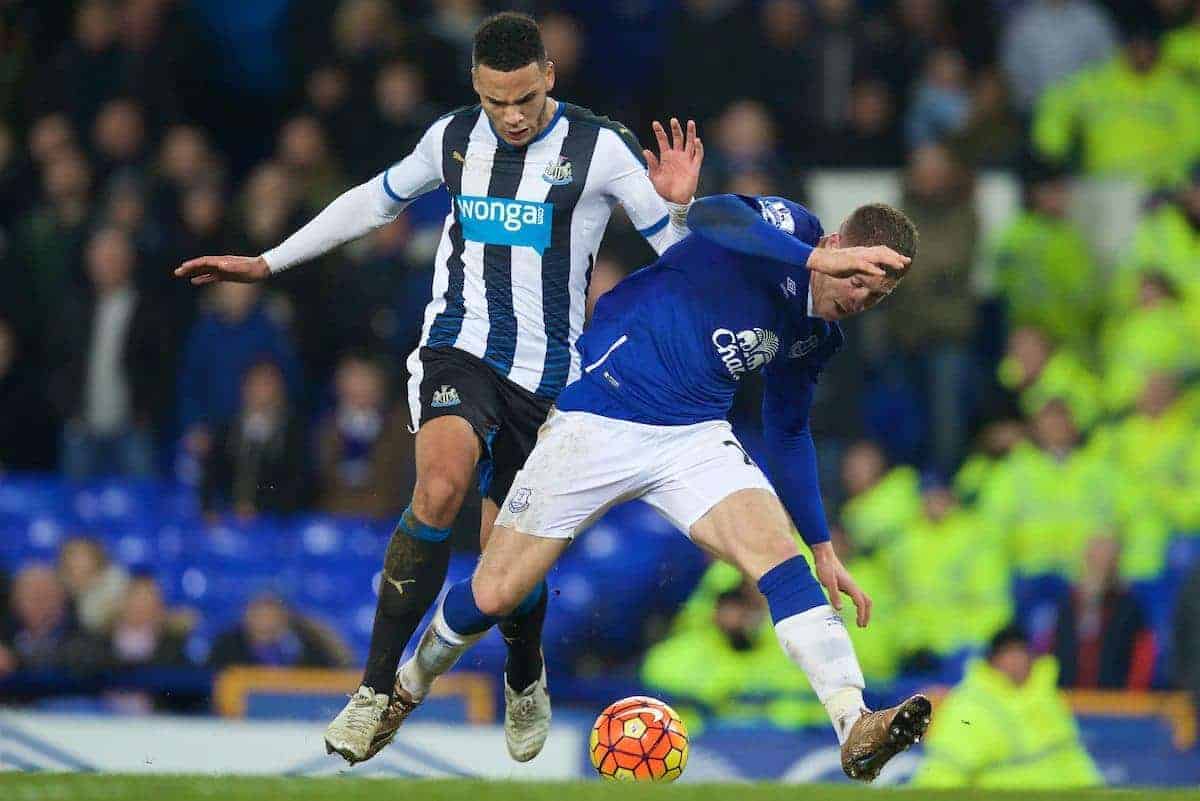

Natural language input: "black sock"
[361,521,451,695]
[499,589,547,693]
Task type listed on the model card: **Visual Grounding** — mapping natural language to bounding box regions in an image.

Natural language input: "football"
[589,695,689,782]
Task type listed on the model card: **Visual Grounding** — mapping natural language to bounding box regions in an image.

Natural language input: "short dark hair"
[473,12,545,72]
[986,624,1029,659]
[841,203,919,264]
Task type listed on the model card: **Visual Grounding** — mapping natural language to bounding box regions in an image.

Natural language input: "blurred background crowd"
[2,0,1200,770]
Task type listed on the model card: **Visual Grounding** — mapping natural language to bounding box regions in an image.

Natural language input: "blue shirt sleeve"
[760,361,831,546]
[687,194,816,280]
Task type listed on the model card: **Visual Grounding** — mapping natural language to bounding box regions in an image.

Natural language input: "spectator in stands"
[105,576,187,669]
[1119,162,1200,306]
[18,148,92,328]
[1001,0,1118,114]
[913,625,1103,788]
[749,0,816,140]
[980,395,1165,586]
[235,159,332,377]
[830,524,901,685]
[905,47,970,149]
[101,172,167,278]
[1,564,102,675]
[989,326,1102,433]
[538,13,593,110]
[1162,2,1200,83]
[816,79,903,167]
[1101,372,1200,534]
[48,0,123,127]
[642,580,824,733]
[986,161,1100,350]
[177,281,300,448]
[1053,536,1153,689]
[0,316,55,471]
[0,122,31,230]
[91,97,149,186]
[50,226,172,479]
[890,478,1011,676]
[948,68,1023,168]
[162,182,231,331]
[953,419,1027,506]
[347,61,438,181]
[304,63,355,166]
[706,100,795,197]
[324,215,427,362]
[1033,23,1200,185]
[331,0,408,111]
[838,439,922,553]
[809,0,875,135]
[152,125,219,224]
[891,144,980,471]
[58,536,130,635]
[1100,271,1200,414]
[276,114,344,213]
[208,592,348,669]
[201,360,310,518]
[317,354,414,518]
[666,0,754,125]
[415,0,482,107]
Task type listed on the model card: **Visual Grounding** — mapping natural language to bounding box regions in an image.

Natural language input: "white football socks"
[774,604,868,744]
[398,606,484,702]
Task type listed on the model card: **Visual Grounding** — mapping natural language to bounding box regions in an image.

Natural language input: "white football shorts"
[495,409,776,540]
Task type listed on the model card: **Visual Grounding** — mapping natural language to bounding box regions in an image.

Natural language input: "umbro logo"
[780,276,797,298]
[431,385,461,407]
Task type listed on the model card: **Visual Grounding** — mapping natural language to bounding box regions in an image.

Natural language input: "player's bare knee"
[470,576,520,618]
[412,474,469,528]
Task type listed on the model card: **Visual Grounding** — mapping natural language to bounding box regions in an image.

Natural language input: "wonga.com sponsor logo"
[456,195,554,253]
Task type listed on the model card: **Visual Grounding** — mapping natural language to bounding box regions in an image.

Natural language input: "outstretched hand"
[806,246,910,280]
[174,254,270,286]
[645,118,703,205]
[810,541,872,628]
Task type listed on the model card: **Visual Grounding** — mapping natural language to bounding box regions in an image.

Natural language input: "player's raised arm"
[688,194,909,281]
[602,117,702,255]
[174,120,447,286]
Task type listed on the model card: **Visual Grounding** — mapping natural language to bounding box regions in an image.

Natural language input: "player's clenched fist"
[174,254,270,285]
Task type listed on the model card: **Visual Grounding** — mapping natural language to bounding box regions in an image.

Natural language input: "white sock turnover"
[400,605,483,702]
[774,604,868,744]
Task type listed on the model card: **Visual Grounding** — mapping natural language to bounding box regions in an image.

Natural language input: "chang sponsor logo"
[712,327,780,378]
[455,195,553,253]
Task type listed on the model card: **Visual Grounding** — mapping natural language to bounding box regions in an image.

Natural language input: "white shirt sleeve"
[262,117,448,273]
[596,128,690,256]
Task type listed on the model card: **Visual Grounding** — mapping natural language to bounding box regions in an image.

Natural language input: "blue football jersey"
[555,194,844,544]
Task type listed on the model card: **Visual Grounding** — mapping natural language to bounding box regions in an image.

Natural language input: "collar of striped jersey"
[487,100,566,151]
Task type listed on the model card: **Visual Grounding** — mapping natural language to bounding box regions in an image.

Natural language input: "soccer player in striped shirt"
[175,12,703,765]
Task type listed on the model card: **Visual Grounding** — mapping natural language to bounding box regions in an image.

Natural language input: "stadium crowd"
[1,0,1200,757]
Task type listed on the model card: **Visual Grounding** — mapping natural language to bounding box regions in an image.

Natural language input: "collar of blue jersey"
[486,100,567,151]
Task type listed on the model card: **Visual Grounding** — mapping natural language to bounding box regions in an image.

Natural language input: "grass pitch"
[0,775,1195,801]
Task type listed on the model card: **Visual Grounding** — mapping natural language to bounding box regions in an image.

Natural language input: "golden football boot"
[841,694,932,782]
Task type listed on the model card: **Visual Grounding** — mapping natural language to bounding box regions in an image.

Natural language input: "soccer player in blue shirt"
[379,194,925,780]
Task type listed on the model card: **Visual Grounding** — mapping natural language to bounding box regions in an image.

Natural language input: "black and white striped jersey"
[378,103,687,401]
